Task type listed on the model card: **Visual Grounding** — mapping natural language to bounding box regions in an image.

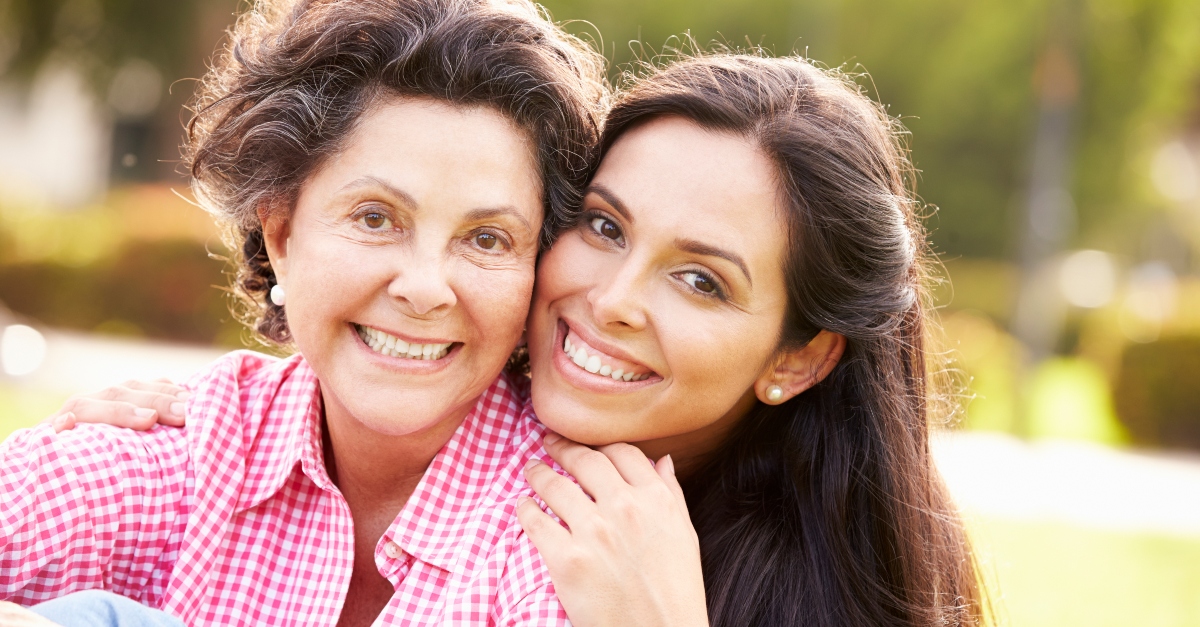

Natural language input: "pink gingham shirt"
[0,350,569,625]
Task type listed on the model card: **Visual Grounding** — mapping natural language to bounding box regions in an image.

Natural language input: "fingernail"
[663,454,675,475]
[524,458,541,471]
[170,402,185,417]
[52,414,69,429]
[134,408,156,418]
[543,432,561,445]
[175,391,191,401]
[516,495,531,507]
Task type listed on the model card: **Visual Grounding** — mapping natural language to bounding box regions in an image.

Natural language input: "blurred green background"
[1,0,1199,624]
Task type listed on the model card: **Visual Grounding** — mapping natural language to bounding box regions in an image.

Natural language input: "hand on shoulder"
[517,433,709,627]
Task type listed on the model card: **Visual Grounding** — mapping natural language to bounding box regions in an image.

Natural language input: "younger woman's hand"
[43,378,189,433]
[517,433,708,627]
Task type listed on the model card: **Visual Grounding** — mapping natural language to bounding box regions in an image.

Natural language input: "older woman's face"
[265,96,541,436]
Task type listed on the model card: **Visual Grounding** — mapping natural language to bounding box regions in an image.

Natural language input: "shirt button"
[383,540,402,559]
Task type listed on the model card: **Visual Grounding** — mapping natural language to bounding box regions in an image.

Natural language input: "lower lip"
[550,319,659,394]
[352,324,461,374]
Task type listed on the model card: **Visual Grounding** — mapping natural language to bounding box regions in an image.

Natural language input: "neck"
[633,389,758,480]
[321,392,476,512]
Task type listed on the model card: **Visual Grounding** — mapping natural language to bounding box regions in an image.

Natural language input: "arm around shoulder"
[0,421,190,604]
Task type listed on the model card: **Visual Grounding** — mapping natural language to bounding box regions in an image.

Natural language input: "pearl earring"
[766,385,784,403]
[270,284,286,307]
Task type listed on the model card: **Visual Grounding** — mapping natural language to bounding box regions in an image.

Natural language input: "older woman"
[0,0,604,625]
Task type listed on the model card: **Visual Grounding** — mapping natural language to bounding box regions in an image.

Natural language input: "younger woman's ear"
[754,330,846,405]
[257,204,292,285]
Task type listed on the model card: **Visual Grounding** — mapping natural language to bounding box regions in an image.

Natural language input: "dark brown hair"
[600,54,986,627]
[185,0,606,343]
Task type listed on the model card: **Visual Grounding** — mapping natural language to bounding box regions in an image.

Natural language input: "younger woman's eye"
[680,271,723,297]
[589,216,623,242]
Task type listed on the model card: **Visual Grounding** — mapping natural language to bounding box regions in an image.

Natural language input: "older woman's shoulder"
[179,349,318,446]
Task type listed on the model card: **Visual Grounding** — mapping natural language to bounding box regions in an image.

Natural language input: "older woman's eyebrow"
[338,175,417,207]
[464,207,533,234]
[674,238,753,285]
[584,184,633,223]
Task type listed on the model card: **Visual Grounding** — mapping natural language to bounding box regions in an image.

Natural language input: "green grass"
[972,516,1200,627]
[0,383,68,438]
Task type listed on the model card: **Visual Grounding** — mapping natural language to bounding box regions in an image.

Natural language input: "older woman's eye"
[681,271,721,297]
[589,216,623,242]
[360,212,391,230]
[475,233,499,250]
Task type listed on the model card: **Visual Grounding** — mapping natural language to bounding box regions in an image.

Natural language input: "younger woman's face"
[527,116,792,463]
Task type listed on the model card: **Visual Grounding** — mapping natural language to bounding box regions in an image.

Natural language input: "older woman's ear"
[257,204,293,286]
[754,331,846,405]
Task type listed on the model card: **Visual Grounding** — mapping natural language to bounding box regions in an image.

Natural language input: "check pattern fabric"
[0,351,569,626]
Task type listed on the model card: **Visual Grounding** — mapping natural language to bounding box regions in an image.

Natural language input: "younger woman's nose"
[587,262,648,330]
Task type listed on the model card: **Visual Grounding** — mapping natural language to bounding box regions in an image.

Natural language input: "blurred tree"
[0,0,1194,256]
[0,0,198,88]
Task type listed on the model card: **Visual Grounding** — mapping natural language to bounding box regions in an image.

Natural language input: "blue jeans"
[30,590,184,627]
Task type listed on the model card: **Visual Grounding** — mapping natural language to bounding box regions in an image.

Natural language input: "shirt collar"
[236,355,328,512]
[235,356,529,576]
[387,372,528,575]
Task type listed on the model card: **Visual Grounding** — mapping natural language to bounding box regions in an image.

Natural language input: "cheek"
[659,311,776,402]
[457,261,536,344]
[534,235,598,304]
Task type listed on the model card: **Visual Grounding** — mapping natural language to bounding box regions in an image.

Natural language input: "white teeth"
[358,325,451,361]
[561,332,653,383]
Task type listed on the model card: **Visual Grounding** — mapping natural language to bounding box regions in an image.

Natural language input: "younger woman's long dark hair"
[599,54,985,627]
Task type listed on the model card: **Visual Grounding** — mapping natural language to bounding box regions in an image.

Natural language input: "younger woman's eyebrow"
[584,184,633,223]
[674,238,752,285]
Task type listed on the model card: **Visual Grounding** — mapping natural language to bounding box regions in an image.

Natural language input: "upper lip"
[559,316,654,374]
[355,323,457,346]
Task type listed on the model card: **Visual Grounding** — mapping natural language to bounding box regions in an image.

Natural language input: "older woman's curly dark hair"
[185,0,607,344]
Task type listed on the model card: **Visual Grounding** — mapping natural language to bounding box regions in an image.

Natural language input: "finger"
[50,412,77,433]
[542,432,629,499]
[516,495,572,557]
[523,459,596,530]
[61,398,161,431]
[656,454,689,509]
[595,441,660,487]
[88,389,186,426]
[117,379,190,400]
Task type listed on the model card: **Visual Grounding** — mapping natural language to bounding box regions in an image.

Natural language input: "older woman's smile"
[354,323,457,361]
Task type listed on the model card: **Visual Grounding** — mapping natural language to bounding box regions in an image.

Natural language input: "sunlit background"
[1,0,1199,624]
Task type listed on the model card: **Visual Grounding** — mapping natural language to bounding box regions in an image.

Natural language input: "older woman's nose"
[388,258,458,318]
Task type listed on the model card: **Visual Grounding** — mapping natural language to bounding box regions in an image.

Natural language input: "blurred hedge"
[1115,336,1200,451]
[0,239,238,345]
